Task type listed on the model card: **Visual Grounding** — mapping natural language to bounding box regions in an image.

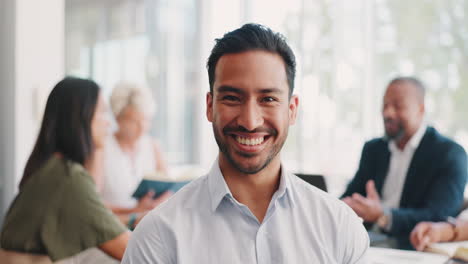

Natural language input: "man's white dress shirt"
[122,158,369,263]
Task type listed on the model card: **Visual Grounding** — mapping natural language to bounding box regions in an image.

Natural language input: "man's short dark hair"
[207,23,296,96]
[388,76,426,102]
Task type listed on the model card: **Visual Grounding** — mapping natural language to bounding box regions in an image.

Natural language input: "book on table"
[425,241,468,262]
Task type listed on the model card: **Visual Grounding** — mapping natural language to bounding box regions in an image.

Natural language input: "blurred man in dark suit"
[342,77,467,249]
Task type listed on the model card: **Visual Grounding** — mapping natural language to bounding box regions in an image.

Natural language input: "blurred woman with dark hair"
[0,77,129,263]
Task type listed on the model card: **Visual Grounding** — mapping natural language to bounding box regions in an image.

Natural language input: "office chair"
[294,174,327,192]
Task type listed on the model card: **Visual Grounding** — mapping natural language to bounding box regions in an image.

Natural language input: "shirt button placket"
[256,225,270,264]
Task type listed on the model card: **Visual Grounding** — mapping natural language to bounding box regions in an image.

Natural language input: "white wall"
[0,0,64,222]
[14,0,65,186]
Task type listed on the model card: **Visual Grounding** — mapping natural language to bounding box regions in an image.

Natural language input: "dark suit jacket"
[342,126,467,248]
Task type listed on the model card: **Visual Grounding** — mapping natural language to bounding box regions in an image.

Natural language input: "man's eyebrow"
[258,88,283,94]
[216,85,244,94]
[217,86,284,95]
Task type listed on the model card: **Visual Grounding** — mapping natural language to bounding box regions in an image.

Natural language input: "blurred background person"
[0,77,129,262]
[342,77,467,250]
[100,82,171,224]
[411,213,468,251]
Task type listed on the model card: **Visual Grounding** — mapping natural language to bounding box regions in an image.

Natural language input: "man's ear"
[289,95,299,125]
[206,92,214,122]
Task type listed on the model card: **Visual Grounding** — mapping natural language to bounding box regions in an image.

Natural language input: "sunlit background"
[65,0,468,194]
[1,0,467,220]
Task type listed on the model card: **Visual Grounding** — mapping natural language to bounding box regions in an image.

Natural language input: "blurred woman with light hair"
[100,82,170,230]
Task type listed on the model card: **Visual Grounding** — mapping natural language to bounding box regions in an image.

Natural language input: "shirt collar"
[389,122,427,152]
[274,165,294,207]
[208,157,232,212]
[208,157,294,212]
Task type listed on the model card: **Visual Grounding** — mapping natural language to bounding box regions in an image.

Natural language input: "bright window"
[65,0,468,194]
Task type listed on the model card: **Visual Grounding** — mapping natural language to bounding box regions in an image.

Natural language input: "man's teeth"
[236,136,264,146]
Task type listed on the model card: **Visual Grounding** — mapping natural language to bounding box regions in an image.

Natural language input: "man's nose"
[382,105,396,119]
[237,100,264,131]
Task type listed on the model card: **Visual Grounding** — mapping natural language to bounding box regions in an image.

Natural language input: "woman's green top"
[0,156,126,261]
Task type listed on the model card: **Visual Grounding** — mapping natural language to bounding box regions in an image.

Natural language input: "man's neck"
[395,121,424,150]
[219,154,281,223]
[396,135,411,150]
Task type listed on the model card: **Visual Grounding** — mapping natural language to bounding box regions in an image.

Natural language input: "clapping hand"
[342,180,383,222]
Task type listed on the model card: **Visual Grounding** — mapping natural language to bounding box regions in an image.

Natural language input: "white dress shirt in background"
[381,123,427,209]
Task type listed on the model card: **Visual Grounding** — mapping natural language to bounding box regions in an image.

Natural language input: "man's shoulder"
[356,137,388,158]
[364,137,387,149]
[150,174,209,216]
[290,173,367,245]
[289,174,357,217]
[428,127,463,146]
[423,127,466,155]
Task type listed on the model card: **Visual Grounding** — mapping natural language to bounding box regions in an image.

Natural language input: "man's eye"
[262,97,277,102]
[222,95,240,101]
[395,104,404,110]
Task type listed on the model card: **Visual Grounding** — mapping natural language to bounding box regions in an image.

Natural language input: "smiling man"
[122,23,369,263]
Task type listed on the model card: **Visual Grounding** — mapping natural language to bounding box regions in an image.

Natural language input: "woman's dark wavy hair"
[20,77,100,188]
[207,23,296,97]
